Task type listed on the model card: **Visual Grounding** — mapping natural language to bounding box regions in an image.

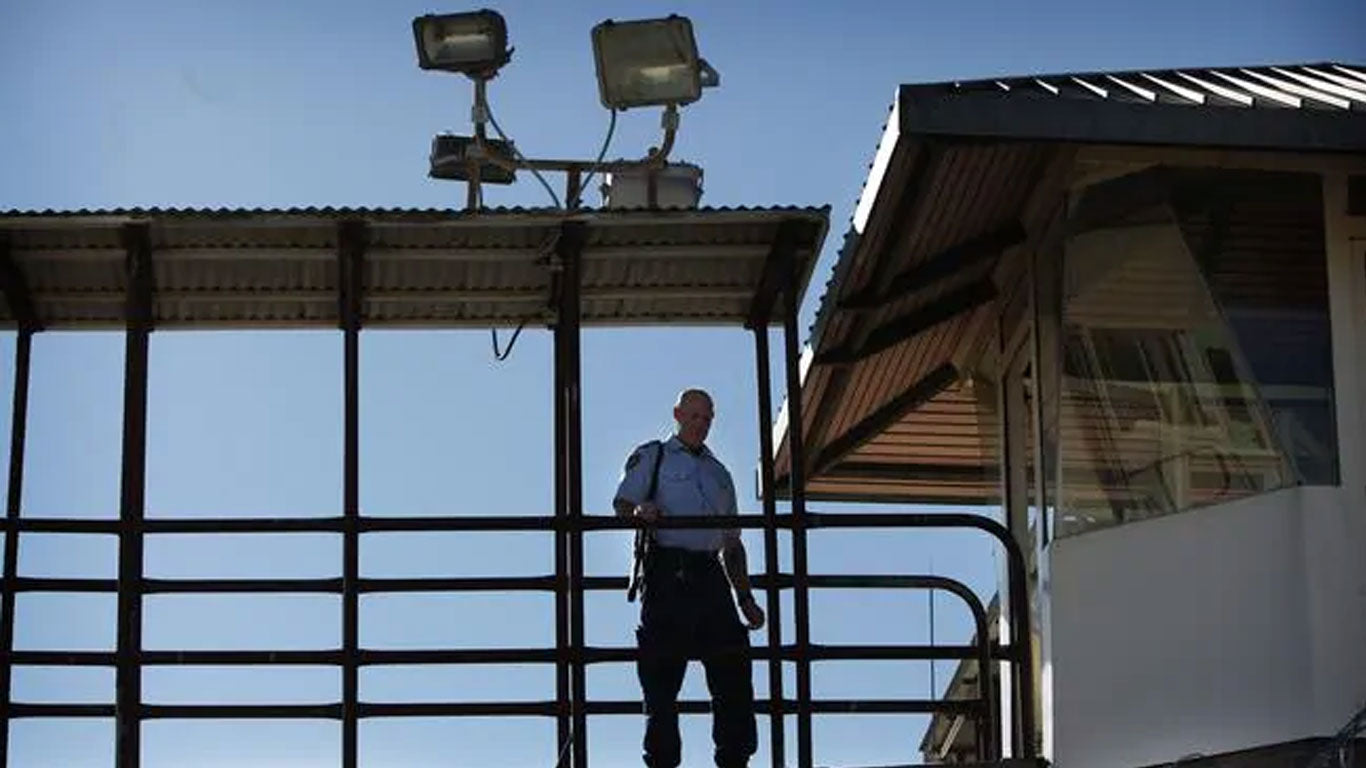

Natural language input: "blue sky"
[2,0,1363,766]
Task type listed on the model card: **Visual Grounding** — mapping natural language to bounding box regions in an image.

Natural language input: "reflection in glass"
[1055,168,1334,537]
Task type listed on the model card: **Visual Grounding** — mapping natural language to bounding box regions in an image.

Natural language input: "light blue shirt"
[614,436,738,552]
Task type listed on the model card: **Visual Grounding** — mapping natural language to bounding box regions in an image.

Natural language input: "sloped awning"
[0,206,828,330]
[774,62,1366,504]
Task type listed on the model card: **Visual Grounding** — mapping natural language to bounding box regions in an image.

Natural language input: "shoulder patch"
[624,441,660,472]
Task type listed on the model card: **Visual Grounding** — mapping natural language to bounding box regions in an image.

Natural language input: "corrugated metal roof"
[774,61,1363,504]
[938,62,1366,111]
[0,206,829,330]
[896,62,1366,152]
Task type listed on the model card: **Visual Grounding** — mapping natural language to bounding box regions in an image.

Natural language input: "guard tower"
[0,203,1041,768]
[774,62,1366,767]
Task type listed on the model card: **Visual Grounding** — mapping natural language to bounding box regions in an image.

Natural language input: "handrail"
[3,510,1026,764]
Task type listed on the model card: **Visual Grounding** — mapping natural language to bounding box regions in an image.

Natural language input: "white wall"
[1051,488,1336,767]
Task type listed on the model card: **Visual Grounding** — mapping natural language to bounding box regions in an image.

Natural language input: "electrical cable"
[575,108,617,208]
[490,321,526,362]
[484,99,562,209]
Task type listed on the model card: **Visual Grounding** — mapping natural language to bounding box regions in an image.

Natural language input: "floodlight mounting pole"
[464,86,683,211]
[465,77,492,211]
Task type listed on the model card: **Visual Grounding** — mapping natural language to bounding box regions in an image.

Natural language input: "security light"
[591,16,719,110]
[413,10,512,77]
[429,134,517,184]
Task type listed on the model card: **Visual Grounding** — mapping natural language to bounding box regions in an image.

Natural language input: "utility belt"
[647,544,720,572]
[626,535,719,602]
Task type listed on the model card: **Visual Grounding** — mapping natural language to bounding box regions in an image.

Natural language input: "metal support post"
[0,331,33,767]
[751,325,785,768]
[338,220,366,768]
[116,223,153,768]
[781,259,813,768]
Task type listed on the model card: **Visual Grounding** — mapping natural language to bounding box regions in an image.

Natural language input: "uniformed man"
[614,388,765,768]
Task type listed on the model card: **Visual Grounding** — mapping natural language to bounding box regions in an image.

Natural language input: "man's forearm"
[720,539,753,597]
[613,497,635,518]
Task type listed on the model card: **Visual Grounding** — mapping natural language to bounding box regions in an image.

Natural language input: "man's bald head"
[674,388,715,448]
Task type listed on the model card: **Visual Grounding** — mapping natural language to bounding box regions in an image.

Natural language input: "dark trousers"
[636,546,756,768]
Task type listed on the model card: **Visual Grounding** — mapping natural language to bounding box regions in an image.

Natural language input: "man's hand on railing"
[633,501,660,524]
[737,592,765,631]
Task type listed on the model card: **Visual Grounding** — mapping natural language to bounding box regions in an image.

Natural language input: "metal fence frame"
[0,220,1034,768]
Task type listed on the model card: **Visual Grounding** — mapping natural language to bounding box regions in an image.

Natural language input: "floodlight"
[413,10,512,77]
[591,16,719,110]
[429,134,517,184]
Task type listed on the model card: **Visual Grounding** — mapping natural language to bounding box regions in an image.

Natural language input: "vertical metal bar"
[780,259,813,768]
[554,314,571,767]
[556,223,588,768]
[973,588,997,762]
[565,167,582,211]
[1009,547,1035,759]
[116,223,153,768]
[0,330,33,767]
[751,325,785,768]
[337,220,365,768]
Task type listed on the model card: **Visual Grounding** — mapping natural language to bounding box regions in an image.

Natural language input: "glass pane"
[1169,169,1338,485]
[1056,168,1318,537]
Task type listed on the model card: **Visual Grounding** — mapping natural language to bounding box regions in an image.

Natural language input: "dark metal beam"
[337,218,365,768]
[0,237,40,332]
[839,220,1025,311]
[116,222,153,768]
[782,240,815,768]
[552,220,589,768]
[810,363,960,478]
[752,325,785,768]
[745,219,808,330]
[0,330,32,767]
[582,698,984,717]
[816,280,996,367]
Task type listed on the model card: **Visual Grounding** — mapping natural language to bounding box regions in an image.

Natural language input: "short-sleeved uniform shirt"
[614,436,738,552]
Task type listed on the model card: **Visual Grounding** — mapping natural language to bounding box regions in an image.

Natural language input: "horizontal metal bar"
[8,703,116,718]
[143,578,343,594]
[807,574,973,589]
[3,512,802,535]
[0,517,345,534]
[359,516,558,532]
[12,577,343,595]
[806,698,984,715]
[359,701,560,717]
[35,285,759,306]
[142,703,342,720]
[582,643,1005,664]
[359,576,556,593]
[371,245,773,263]
[6,641,1020,668]
[141,650,345,665]
[144,517,346,533]
[584,698,984,716]
[360,648,560,665]
[6,697,984,720]
[6,651,116,665]
[12,577,114,592]
[578,513,775,531]
[806,644,990,662]
[1,518,121,533]
[7,571,989,599]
